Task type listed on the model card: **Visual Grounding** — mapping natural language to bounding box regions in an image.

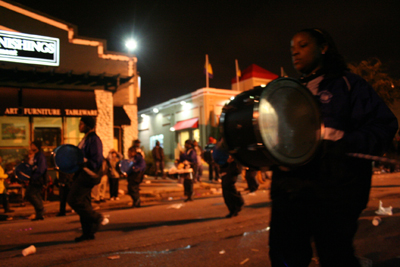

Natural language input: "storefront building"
[0,1,140,170]
[138,64,278,161]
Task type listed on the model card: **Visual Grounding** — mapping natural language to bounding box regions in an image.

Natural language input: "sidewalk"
[0,173,271,221]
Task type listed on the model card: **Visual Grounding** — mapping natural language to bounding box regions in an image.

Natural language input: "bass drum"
[220,77,322,169]
[14,163,32,181]
[52,144,84,174]
[119,159,134,175]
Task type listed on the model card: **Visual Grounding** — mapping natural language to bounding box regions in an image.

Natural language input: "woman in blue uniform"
[26,140,47,221]
[213,139,244,218]
[126,145,146,208]
[67,116,104,242]
[179,140,197,202]
[268,29,398,267]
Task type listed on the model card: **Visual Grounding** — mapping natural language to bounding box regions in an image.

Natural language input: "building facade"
[0,0,139,171]
[138,88,240,161]
[138,64,279,162]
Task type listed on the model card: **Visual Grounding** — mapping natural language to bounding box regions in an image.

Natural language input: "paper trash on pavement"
[22,245,36,256]
[167,203,185,209]
[108,255,120,260]
[375,200,393,216]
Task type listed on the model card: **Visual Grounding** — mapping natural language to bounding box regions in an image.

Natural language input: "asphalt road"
[0,173,400,267]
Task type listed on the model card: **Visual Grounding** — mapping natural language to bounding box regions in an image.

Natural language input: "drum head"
[119,159,134,175]
[15,163,32,181]
[255,78,321,166]
[53,144,84,174]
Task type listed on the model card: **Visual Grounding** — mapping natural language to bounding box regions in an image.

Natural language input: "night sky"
[10,0,400,110]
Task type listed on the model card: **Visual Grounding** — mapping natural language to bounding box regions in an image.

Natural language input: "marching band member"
[26,140,47,221]
[268,28,398,267]
[67,116,104,242]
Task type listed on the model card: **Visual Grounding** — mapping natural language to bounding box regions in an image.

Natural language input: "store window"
[193,129,200,143]
[150,134,164,150]
[179,131,190,148]
[33,117,62,147]
[0,116,30,166]
[64,117,84,146]
[33,117,62,168]
[0,116,30,147]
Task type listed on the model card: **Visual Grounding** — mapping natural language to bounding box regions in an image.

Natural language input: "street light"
[125,39,138,52]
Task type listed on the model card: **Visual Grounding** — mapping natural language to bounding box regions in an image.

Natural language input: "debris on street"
[372,216,382,226]
[22,245,36,256]
[375,200,393,216]
[240,258,249,265]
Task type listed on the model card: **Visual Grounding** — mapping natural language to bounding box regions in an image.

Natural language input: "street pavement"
[1,171,270,221]
[1,170,400,266]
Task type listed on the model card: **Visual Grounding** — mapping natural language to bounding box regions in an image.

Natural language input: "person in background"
[204,137,220,182]
[193,140,203,183]
[133,139,145,158]
[91,163,108,204]
[152,141,166,179]
[108,149,123,200]
[56,171,73,216]
[0,156,13,213]
[178,140,197,202]
[126,146,146,208]
[26,140,47,221]
[213,139,244,218]
[268,28,398,266]
[67,116,104,242]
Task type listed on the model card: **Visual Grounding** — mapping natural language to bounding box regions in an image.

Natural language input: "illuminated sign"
[0,30,59,66]
[3,108,98,117]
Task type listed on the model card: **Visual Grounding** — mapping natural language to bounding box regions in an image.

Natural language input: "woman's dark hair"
[185,139,193,148]
[298,28,348,76]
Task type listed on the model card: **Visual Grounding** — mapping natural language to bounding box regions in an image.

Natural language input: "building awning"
[173,118,199,131]
[1,88,98,116]
[0,67,133,91]
[114,106,131,126]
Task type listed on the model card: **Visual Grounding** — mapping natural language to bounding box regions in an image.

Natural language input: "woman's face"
[30,143,38,153]
[79,120,88,133]
[291,32,326,75]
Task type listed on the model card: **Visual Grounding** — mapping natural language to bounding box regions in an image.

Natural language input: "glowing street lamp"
[125,39,137,52]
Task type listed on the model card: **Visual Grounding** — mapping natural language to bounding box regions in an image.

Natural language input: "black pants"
[221,175,244,214]
[183,176,193,197]
[127,172,143,206]
[67,172,102,237]
[1,193,10,212]
[108,177,119,198]
[25,184,44,217]
[245,169,259,192]
[58,184,70,215]
[268,141,370,267]
[208,162,220,181]
[269,197,362,267]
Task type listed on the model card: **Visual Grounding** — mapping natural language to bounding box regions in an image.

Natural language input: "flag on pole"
[204,62,213,78]
[235,59,241,91]
[205,54,213,88]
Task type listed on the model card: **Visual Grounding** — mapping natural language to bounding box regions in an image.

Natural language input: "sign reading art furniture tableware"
[0,30,60,66]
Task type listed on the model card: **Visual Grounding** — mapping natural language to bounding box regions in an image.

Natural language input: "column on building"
[123,104,138,158]
[95,90,114,157]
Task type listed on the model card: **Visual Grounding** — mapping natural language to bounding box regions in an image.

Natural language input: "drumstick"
[18,171,31,179]
[347,153,400,165]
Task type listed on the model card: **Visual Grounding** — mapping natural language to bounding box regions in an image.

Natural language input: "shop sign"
[3,108,97,116]
[0,30,60,66]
